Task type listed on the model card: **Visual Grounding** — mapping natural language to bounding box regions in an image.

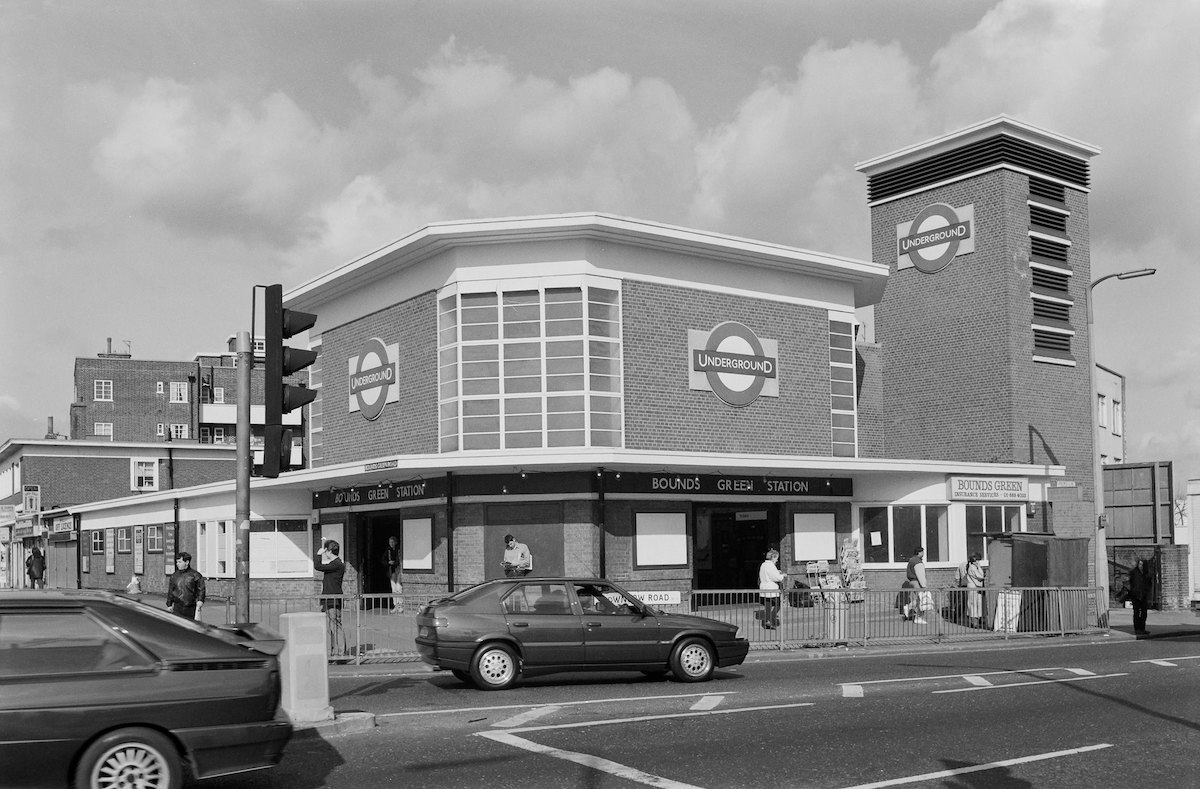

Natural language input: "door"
[700,507,773,589]
[361,514,403,599]
[501,581,585,667]
[573,580,663,666]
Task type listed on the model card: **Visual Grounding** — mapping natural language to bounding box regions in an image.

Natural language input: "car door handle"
[586,622,603,627]
[511,622,529,627]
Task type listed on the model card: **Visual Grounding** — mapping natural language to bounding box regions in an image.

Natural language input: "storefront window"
[965,504,1022,561]
[861,504,950,564]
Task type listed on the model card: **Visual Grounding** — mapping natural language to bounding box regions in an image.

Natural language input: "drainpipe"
[597,467,607,578]
[445,471,455,593]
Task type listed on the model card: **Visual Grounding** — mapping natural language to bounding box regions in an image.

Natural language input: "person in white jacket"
[758,548,786,629]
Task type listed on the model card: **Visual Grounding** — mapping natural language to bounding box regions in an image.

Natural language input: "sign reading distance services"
[348,338,399,421]
[896,202,975,273]
[689,322,778,407]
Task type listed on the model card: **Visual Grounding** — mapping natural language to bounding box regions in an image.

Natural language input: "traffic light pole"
[234,330,252,623]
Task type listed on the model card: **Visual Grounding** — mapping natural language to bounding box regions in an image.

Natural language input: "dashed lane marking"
[933,673,1127,693]
[842,684,864,698]
[494,705,563,728]
[962,675,992,687]
[690,695,724,711]
[838,743,1113,789]
[1131,654,1200,667]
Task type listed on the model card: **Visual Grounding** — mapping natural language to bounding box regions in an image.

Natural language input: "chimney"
[44,416,55,439]
[107,337,113,355]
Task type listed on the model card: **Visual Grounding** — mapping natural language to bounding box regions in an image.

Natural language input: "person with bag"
[25,545,46,589]
[963,552,985,628]
[758,548,786,630]
[902,546,929,625]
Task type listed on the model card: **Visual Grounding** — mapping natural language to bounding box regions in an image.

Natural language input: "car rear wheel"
[74,726,182,789]
[670,638,715,683]
[471,643,520,690]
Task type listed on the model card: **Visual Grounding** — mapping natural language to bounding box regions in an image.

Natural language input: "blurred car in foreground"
[416,577,749,690]
[0,589,291,789]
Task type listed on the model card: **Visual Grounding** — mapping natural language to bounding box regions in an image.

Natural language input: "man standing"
[383,535,403,613]
[501,534,533,577]
[1128,557,1152,636]
[25,545,46,590]
[315,540,348,655]
[165,552,206,620]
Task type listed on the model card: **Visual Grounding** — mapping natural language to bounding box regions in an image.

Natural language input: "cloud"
[87,77,345,243]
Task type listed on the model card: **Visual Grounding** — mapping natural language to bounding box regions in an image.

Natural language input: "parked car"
[416,577,750,690]
[0,589,292,789]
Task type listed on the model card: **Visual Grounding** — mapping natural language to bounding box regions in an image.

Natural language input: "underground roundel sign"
[896,202,975,274]
[688,322,778,407]
[348,338,399,421]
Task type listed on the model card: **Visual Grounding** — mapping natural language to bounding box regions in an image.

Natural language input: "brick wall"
[22,455,235,508]
[871,169,1095,545]
[317,294,439,465]
[622,279,833,455]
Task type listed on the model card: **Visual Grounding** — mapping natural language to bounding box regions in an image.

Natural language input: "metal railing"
[216,586,1106,663]
[685,586,1106,650]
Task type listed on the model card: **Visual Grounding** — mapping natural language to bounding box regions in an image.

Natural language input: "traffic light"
[262,284,317,477]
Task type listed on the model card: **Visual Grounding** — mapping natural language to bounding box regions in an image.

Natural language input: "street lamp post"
[1088,267,1155,625]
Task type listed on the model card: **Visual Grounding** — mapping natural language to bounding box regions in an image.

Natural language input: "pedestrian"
[1128,557,1152,636]
[315,540,348,656]
[758,548,786,630]
[902,546,929,625]
[25,545,46,589]
[963,552,985,628]
[384,535,404,613]
[501,533,533,577]
[165,552,206,620]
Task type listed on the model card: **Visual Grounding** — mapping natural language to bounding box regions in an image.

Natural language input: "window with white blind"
[437,277,622,451]
[94,423,113,440]
[170,424,189,440]
[94,380,113,401]
[196,520,235,578]
[131,459,158,491]
[169,382,188,403]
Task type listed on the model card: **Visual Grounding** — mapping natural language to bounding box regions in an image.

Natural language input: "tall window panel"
[438,278,622,451]
[829,317,857,457]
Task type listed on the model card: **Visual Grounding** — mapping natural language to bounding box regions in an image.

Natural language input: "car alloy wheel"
[471,643,520,690]
[670,638,715,682]
[75,727,182,789]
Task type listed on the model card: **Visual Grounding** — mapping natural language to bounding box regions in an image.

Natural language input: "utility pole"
[234,330,252,623]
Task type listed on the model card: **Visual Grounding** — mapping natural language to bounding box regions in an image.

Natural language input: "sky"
[2,0,1197,496]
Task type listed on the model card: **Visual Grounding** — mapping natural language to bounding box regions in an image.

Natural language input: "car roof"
[0,588,131,608]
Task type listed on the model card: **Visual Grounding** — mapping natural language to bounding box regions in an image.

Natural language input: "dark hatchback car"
[0,589,292,789]
[416,577,750,690]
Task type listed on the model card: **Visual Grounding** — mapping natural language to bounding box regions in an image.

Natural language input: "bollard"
[279,612,333,724]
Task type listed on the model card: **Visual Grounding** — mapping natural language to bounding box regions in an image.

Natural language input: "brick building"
[0,438,236,589]
[68,116,1161,614]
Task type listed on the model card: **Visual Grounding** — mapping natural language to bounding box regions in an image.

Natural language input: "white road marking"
[1066,668,1094,675]
[376,690,735,718]
[933,673,1128,693]
[837,667,1068,689]
[481,700,817,735]
[690,695,724,711]
[1131,654,1200,665]
[482,730,704,789]
[842,684,864,698]
[962,675,992,687]
[494,705,562,728]
[838,743,1113,788]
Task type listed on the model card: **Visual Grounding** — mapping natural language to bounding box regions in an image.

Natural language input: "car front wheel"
[74,726,182,789]
[670,638,715,683]
[471,643,520,690]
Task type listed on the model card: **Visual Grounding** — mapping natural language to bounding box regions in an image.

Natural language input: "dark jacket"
[166,567,206,608]
[1128,564,1152,603]
[314,555,346,608]
[26,551,45,579]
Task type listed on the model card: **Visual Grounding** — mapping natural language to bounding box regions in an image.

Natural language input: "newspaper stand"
[806,560,848,643]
